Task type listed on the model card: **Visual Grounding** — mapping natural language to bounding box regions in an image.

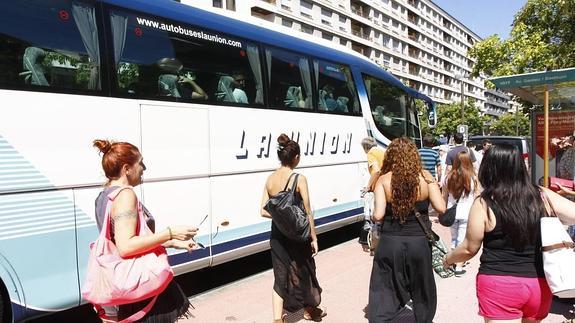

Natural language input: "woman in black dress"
[368,137,445,323]
[260,134,326,323]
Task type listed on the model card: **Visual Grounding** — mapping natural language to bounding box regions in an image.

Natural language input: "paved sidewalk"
[180,221,573,322]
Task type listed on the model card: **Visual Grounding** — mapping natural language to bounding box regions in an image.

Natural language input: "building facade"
[484,89,512,117]
[183,0,515,114]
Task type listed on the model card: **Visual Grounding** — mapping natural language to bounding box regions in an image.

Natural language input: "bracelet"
[167,226,172,240]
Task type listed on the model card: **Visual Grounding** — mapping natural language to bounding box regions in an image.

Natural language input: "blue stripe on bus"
[10,206,363,320]
[168,206,363,266]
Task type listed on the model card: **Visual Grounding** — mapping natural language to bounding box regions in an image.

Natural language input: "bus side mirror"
[427,102,437,128]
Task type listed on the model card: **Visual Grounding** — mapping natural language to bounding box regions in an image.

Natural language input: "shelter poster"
[533,111,575,182]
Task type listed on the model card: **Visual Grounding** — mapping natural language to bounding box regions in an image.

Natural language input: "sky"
[430,0,527,40]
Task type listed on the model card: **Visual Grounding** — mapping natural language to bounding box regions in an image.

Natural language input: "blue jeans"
[450,219,468,249]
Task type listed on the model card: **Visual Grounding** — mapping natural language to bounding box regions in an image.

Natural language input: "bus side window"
[110,10,263,106]
[0,1,102,92]
[314,59,359,115]
[265,47,312,110]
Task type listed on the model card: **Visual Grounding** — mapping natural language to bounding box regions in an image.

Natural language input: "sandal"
[303,306,327,321]
[272,313,287,323]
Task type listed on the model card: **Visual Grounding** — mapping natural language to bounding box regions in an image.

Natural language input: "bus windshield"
[363,74,406,140]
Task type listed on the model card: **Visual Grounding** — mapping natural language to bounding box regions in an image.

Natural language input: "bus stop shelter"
[490,67,575,186]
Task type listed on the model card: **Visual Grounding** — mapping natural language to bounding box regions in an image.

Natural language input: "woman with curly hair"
[368,137,446,323]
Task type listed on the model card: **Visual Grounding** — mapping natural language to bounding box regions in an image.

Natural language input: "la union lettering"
[235,131,352,160]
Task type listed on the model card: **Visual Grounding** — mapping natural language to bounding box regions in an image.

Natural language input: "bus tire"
[0,280,11,323]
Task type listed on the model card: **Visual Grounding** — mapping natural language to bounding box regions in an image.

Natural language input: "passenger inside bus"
[319,84,338,111]
[157,57,208,100]
[231,71,248,104]
[336,96,349,112]
[285,86,305,108]
[215,75,236,103]
[318,84,350,113]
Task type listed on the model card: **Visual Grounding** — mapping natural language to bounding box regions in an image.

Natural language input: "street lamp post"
[515,106,519,135]
[460,79,465,125]
[455,73,466,126]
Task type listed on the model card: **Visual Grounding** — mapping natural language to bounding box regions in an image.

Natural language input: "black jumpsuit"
[368,200,437,323]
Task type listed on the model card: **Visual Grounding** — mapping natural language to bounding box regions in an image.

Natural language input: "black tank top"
[478,200,544,278]
[381,200,431,236]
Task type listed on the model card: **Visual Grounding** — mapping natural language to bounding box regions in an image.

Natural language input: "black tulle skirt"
[118,280,191,323]
[270,223,322,312]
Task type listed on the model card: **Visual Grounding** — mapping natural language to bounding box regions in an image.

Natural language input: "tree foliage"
[469,0,575,77]
[419,101,488,138]
[117,63,140,90]
[487,112,530,136]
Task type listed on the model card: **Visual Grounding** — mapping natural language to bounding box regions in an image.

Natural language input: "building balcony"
[485,88,511,100]
[351,29,369,40]
[485,97,509,109]
[483,107,505,117]
[251,4,276,18]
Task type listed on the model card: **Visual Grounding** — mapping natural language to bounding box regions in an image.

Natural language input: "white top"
[233,88,248,104]
[475,151,483,168]
[445,179,476,220]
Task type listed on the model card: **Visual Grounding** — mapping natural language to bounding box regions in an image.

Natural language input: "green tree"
[469,0,575,78]
[117,63,140,90]
[420,101,487,139]
[487,112,530,136]
[416,99,431,136]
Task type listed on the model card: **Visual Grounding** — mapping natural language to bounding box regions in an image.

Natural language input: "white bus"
[0,0,435,321]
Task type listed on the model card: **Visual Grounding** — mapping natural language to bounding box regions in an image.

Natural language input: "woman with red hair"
[92,139,198,323]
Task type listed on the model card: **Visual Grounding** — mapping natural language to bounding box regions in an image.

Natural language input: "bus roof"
[103,0,433,103]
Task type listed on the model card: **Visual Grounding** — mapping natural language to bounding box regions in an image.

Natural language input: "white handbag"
[541,194,575,298]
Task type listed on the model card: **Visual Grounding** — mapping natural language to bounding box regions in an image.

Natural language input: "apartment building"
[182,0,507,113]
[484,89,512,117]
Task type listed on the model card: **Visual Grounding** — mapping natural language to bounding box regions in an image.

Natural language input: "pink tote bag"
[82,187,173,319]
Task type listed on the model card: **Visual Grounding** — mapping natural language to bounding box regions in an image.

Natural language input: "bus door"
[139,103,212,274]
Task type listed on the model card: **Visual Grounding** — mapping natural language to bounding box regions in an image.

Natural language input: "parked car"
[468,135,531,170]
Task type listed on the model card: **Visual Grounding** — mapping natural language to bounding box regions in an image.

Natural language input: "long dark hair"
[447,151,476,199]
[478,144,545,250]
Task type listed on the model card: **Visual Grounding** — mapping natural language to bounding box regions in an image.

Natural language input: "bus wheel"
[0,281,11,323]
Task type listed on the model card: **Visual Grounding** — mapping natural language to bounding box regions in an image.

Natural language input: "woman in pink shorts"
[443,144,575,322]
